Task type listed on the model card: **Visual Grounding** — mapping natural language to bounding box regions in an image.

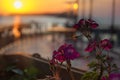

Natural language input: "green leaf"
[81,71,99,80]
[88,61,98,69]
[24,66,38,77]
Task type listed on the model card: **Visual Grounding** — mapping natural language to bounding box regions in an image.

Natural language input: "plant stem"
[54,65,61,80]
[97,58,103,80]
[67,60,75,80]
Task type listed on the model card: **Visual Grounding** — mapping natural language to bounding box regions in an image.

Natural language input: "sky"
[0,0,120,25]
[0,0,67,15]
[78,0,120,26]
[0,0,119,15]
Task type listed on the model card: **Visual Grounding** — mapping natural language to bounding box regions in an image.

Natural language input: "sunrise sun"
[14,0,22,9]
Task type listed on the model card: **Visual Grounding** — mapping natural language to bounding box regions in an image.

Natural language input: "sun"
[14,0,22,9]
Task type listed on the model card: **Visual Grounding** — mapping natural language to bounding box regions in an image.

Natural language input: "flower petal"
[100,39,112,50]
[85,41,97,52]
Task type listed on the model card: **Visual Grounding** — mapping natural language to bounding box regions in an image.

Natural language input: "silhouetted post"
[110,0,116,46]
[111,0,116,30]
[82,0,85,18]
[89,0,93,19]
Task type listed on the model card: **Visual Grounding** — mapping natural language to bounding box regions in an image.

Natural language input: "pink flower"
[109,73,120,80]
[101,76,107,80]
[63,44,80,60]
[85,39,112,53]
[101,73,120,80]
[87,19,99,28]
[51,44,80,63]
[73,24,79,29]
[50,59,57,65]
[100,39,112,50]
[58,44,80,60]
[52,50,65,63]
[85,41,97,52]
[78,19,85,25]
[58,43,68,51]
[73,19,85,30]
[73,18,98,30]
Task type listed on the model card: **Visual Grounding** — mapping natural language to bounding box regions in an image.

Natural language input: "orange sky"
[0,0,119,19]
[0,0,68,15]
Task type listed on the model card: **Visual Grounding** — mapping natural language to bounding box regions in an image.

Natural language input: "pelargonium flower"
[58,44,80,60]
[63,44,80,60]
[85,39,112,53]
[100,39,112,50]
[51,44,80,63]
[109,73,120,80]
[73,19,85,29]
[52,50,65,63]
[85,41,97,52]
[101,76,107,80]
[101,73,120,80]
[87,19,99,28]
[50,58,57,65]
[58,43,68,52]
[73,19,98,30]
[78,19,85,25]
[73,24,79,29]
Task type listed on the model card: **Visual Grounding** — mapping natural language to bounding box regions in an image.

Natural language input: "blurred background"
[0,0,120,71]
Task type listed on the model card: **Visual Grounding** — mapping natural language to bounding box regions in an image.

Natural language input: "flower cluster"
[85,39,112,53]
[73,19,112,53]
[73,19,99,39]
[73,19,99,29]
[50,18,118,80]
[73,19,118,80]
[50,44,80,64]
[50,44,80,80]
